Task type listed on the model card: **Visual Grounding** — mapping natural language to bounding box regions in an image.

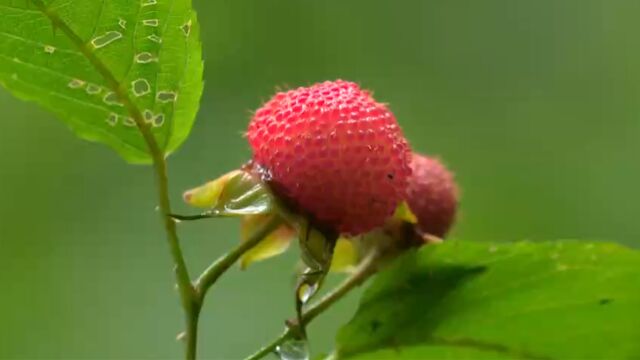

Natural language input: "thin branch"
[195,216,284,300]
[244,249,381,360]
[31,2,197,358]
[246,332,290,360]
[170,213,214,221]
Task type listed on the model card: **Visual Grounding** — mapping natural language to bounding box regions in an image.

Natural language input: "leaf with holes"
[334,241,640,360]
[0,0,203,163]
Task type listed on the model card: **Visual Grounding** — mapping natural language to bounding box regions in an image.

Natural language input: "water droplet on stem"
[276,339,309,360]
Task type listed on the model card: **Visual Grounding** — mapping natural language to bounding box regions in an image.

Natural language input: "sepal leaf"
[392,201,418,224]
[183,170,277,217]
[183,170,242,208]
[330,238,359,273]
[240,215,296,269]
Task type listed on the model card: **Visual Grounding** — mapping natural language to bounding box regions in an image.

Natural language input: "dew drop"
[118,18,127,30]
[103,92,124,107]
[44,45,55,54]
[134,52,158,63]
[298,282,319,305]
[141,0,157,6]
[276,339,309,360]
[131,78,151,97]
[147,34,162,43]
[157,91,177,103]
[181,19,192,37]
[85,83,101,95]
[106,113,118,126]
[176,331,186,341]
[91,31,123,49]
[68,79,86,89]
[142,19,159,27]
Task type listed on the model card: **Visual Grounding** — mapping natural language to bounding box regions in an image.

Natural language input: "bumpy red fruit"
[406,153,458,238]
[247,80,412,235]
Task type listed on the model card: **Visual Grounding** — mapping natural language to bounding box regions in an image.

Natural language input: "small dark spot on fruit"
[387,173,395,180]
[599,298,613,305]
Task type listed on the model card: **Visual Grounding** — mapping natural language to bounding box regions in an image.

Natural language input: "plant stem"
[30,1,199,358]
[244,249,381,360]
[135,109,200,359]
[34,2,289,359]
[194,216,283,300]
[150,150,198,360]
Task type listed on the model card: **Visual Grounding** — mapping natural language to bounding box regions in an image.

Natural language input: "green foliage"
[0,0,203,163]
[335,241,640,359]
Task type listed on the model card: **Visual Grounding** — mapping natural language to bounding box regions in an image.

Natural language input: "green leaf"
[343,345,514,360]
[335,241,640,359]
[0,0,203,163]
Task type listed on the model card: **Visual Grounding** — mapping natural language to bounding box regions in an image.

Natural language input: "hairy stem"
[30,2,198,357]
[31,2,289,359]
[245,249,381,360]
[195,216,283,301]
[153,151,198,360]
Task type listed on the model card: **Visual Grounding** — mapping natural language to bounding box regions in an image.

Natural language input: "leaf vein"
[425,335,553,360]
[0,30,82,56]
[0,53,99,89]
[6,70,115,113]
[87,0,107,41]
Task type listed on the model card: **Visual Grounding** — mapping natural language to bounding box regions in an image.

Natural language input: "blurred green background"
[1,0,639,358]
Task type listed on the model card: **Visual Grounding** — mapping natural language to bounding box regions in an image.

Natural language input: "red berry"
[247,80,412,235]
[406,153,458,238]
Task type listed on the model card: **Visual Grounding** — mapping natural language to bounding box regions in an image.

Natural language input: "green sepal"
[183,170,277,217]
[330,238,359,273]
[392,201,418,224]
[240,215,295,269]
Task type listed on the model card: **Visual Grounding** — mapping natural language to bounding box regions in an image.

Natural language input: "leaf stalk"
[244,249,381,360]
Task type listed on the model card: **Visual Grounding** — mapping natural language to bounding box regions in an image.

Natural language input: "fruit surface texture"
[407,153,458,237]
[247,80,411,235]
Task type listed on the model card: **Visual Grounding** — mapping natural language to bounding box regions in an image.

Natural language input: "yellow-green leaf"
[183,170,276,216]
[330,238,359,273]
[393,201,418,224]
[240,215,295,269]
[183,170,242,208]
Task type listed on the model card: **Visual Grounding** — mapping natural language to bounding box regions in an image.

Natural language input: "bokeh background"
[1,0,639,358]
